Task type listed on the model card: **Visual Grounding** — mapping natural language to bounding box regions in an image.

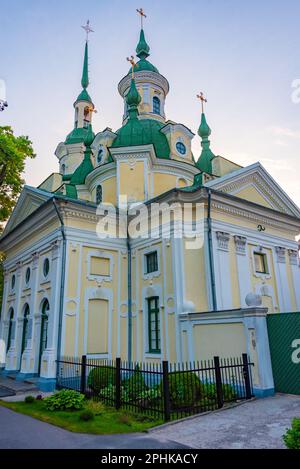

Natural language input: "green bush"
[44,389,85,411]
[200,382,237,401]
[122,367,148,399]
[166,371,201,409]
[79,410,94,421]
[88,366,116,393]
[283,418,300,449]
[85,400,105,416]
[99,384,129,402]
[24,395,35,404]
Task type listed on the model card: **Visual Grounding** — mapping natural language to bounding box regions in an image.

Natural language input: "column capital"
[234,235,247,255]
[275,246,286,263]
[288,249,298,266]
[216,231,230,251]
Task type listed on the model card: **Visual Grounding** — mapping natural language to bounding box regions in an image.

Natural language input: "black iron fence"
[56,354,254,421]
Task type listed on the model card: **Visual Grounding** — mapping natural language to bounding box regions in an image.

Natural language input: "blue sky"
[1,0,300,204]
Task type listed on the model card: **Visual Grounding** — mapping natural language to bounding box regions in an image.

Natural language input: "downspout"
[52,199,66,365]
[127,221,132,363]
[207,188,217,311]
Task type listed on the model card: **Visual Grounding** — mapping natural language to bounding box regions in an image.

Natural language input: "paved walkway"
[151,394,300,449]
[0,406,188,449]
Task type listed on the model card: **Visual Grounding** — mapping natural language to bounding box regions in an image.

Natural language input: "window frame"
[25,267,31,285]
[254,251,269,274]
[145,251,158,274]
[147,296,160,354]
[43,258,50,278]
[176,141,187,156]
[153,96,161,115]
[96,185,103,204]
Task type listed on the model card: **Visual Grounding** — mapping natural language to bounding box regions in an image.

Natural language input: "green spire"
[81,41,89,88]
[126,78,141,119]
[196,113,215,173]
[75,41,92,104]
[136,29,150,60]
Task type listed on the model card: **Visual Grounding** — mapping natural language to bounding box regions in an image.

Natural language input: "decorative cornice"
[118,70,169,97]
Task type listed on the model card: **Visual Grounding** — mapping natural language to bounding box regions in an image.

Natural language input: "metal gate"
[267,313,300,395]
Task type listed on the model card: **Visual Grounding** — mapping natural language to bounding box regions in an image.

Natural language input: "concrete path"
[151,394,300,449]
[0,406,189,449]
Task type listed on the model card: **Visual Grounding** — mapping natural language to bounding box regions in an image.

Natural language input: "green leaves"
[0,126,35,224]
[44,390,85,411]
[283,418,300,449]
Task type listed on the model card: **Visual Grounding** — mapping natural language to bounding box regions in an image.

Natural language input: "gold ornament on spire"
[127,55,136,79]
[81,19,94,42]
[136,8,147,28]
[197,92,207,114]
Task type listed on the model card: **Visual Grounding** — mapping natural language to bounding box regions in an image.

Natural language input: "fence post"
[80,355,87,395]
[115,357,121,410]
[242,353,252,399]
[162,361,171,422]
[214,356,224,409]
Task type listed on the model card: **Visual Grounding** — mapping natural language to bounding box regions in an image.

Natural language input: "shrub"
[122,366,148,399]
[24,395,35,403]
[166,371,201,409]
[136,388,161,409]
[99,384,129,402]
[283,418,300,449]
[44,389,85,411]
[36,394,43,401]
[200,383,237,401]
[85,399,105,416]
[79,410,94,422]
[88,366,116,393]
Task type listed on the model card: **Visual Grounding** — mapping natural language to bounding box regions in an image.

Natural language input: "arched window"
[43,258,50,278]
[25,267,31,285]
[6,308,14,352]
[153,96,161,115]
[97,147,104,164]
[61,164,66,175]
[38,299,49,373]
[96,185,103,204]
[83,106,90,127]
[21,304,30,354]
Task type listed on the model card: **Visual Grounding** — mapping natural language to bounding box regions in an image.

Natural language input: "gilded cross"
[197,92,207,113]
[136,8,147,28]
[127,55,136,78]
[81,20,94,42]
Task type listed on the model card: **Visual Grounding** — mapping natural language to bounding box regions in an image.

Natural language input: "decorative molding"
[288,249,298,266]
[216,231,230,251]
[275,246,286,263]
[234,235,247,255]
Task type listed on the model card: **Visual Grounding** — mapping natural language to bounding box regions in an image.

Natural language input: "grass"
[0,399,162,434]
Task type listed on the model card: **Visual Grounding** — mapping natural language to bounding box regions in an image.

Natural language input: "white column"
[288,249,300,311]
[7,262,23,371]
[214,231,232,310]
[234,236,252,307]
[20,252,40,375]
[39,240,63,379]
[172,237,185,361]
[274,246,292,312]
[0,268,9,366]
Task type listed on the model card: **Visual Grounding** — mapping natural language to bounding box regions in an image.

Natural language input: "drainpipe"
[52,199,66,365]
[127,218,132,363]
[207,188,217,311]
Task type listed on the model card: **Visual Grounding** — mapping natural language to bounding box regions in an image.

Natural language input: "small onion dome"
[126,78,142,118]
[84,124,95,147]
[198,113,211,139]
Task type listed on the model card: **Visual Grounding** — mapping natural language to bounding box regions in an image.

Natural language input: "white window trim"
[143,246,161,280]
[143,293,162,358]
[251,246,272,280]
[87,250,113,282]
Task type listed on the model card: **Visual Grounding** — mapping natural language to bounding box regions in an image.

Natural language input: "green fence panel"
[267,313,300,395]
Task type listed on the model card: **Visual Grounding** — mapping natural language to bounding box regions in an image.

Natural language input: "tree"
[0,126,35,310]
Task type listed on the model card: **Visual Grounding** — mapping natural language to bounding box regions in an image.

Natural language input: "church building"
[0,17,300,391]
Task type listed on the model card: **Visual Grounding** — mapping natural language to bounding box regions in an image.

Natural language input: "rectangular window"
[147,297,160,353]
[145,251,158,274]
[254,252,268,274]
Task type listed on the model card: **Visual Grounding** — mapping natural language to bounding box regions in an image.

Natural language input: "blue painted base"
[253,387,275,398]
[1,369,19,376]
[37,378,57,392]
[15,372,38,381]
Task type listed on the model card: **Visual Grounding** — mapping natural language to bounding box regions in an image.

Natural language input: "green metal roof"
[112,118,170,159]
[181,172,203,192]
[128,28,159,75]
[69,126,94,185]
[65,126,95,145]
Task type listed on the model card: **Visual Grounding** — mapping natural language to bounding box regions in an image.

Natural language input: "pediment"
[205,162,300,217]
[2,186,52,237]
